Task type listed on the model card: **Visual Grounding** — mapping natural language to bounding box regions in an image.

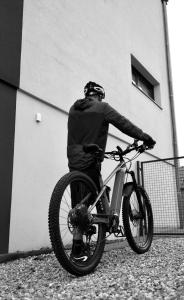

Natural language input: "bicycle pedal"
[114,226,125,237]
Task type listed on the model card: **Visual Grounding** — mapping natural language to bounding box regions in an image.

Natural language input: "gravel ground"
[0,237,184,300]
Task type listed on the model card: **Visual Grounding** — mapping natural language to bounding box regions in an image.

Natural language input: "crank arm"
[92,215,109,225]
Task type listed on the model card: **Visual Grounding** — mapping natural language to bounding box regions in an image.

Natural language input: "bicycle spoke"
[65,188,71,202]
[59,216,68,220]
[61,207,69,214]
[60,227,68,236]
[64,199,70,210]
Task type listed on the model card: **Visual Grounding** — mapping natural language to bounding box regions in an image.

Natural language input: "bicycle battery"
[110,169,125,216]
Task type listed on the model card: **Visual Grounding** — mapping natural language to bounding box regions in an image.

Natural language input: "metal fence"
[138,156,184,235]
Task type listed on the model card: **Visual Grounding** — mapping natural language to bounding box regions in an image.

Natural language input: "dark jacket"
[67,98,148,170]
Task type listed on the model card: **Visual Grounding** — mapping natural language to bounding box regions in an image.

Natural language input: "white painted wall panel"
[20,0,173,159]
[9,91,68,252]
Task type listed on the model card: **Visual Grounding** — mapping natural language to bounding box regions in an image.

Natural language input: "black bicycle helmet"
[84,81,105,99]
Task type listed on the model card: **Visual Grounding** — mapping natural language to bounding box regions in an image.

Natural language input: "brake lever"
[133,139,139,147]
[138,144,147,153]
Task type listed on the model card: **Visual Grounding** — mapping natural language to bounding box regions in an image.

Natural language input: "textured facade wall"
[19,0,172,157]
[9,92,68,251]
[8,0,174,252]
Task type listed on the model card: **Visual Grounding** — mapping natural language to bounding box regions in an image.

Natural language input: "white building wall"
[9,0,175,252]
[20,0,173,158]
[9,92,68,251]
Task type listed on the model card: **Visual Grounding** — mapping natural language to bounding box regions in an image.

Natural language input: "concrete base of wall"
[0,239,126,264]
[0,247,53,264]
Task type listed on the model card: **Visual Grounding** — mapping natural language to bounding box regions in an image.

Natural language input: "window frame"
[131,55,161,108]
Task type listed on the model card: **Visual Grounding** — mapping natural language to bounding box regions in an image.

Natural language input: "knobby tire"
[122,185,153,254]
[48,171,106,276]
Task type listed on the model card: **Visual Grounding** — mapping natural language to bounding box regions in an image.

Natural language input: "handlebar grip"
[143,141,155,150]
[138,145,146,153]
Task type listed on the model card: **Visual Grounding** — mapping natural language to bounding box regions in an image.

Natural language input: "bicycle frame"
[89,160,127,217]
[86,141,150,231]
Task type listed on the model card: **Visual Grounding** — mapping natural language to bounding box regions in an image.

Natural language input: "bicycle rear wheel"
[48,171,106,276]
[122,185,153,254]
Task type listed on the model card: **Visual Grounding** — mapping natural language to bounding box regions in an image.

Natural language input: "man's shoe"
[70,240,90,264]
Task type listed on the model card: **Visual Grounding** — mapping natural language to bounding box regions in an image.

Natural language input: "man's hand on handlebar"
[142,134,156,149]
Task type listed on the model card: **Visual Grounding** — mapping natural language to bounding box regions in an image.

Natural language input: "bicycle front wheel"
[48,171,106,276]
[122,185,153,254]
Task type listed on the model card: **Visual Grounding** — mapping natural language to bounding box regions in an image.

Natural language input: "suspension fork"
[128,171,145,218]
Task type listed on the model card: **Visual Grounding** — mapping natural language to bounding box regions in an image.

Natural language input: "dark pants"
[70,164,101,208]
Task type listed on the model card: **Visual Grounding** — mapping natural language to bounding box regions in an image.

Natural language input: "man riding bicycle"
[67,81,156,262]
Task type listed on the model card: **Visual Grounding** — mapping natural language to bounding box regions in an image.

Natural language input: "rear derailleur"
[68,203,96,235]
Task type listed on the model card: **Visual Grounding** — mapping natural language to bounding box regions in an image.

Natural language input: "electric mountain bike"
[48,140,153,276]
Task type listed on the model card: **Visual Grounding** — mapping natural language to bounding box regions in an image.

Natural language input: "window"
[131,55,161,107]
[132,66,154,100]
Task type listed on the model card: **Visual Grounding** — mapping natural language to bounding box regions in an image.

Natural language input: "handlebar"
[104,140,153,161]
[83,140,154,162]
